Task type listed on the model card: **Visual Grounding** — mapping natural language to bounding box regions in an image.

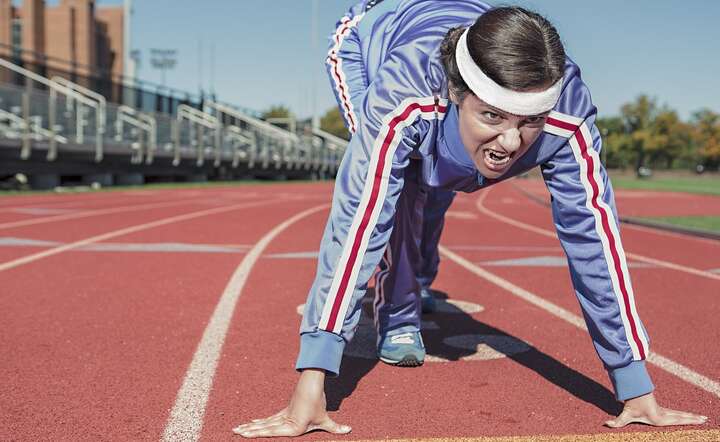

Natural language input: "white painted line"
[0,199,282,273]
[475,190,720,282]
[11,207,78,215]
[446,245,561,252]
[0,197,213,230]
[623,222,720,247]
[439,245,720,398]
[0,199,86,211]
[265,251,319,259]
[161,204,329,442]
[0,238,252,254]
[444,210,478,220]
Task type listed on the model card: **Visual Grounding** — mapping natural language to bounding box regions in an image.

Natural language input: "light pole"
[150,48,177,89]
[311,0,319,130]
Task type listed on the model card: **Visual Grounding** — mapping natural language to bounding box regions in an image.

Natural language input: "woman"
[234,0,707,437]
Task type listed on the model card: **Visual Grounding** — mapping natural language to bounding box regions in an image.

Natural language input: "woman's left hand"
[605,392,708,428]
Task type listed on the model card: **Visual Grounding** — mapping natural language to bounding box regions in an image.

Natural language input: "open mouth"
[482,148,514,170]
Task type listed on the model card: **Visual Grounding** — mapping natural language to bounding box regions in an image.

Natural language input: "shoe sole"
[378,355,424,367]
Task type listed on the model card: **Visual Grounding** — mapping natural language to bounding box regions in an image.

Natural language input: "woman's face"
[454,92,548,179]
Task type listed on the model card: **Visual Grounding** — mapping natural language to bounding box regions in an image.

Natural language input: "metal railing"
[204,101,300,170]
[51,75,107,159]
[0,107,68,144]
[1,57,103,161]
[115,105,157,165]
[1,57,346,179]
[311,128,347,174]
[173,104,220,167]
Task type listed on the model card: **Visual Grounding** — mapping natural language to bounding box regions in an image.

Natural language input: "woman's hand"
[232,369,352,438]
[605,392,708,428]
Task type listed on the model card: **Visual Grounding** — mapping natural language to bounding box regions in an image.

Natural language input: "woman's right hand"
[232,368,352,438]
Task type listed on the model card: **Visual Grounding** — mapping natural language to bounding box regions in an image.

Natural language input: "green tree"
[691,109,720,168]
[320,107,350,140]
[647,109,693,168]
[597,116,633,169]
[620,95,660,172]
[261,105,292,120]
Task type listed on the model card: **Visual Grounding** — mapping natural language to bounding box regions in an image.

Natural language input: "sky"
[102,0,720,121]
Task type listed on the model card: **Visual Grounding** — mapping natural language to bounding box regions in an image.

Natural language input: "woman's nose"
[497,128,521,152]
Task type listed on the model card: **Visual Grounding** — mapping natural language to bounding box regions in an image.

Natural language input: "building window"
[11,18,21,58]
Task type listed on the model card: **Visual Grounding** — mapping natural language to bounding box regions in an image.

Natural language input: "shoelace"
[389,332,416,345]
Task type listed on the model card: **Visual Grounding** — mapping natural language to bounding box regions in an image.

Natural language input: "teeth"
[484,149,511,167]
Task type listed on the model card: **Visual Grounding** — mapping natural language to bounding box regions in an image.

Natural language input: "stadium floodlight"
[150,48,177,88]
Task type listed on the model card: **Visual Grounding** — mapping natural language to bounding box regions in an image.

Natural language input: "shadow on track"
[325,288,622,415]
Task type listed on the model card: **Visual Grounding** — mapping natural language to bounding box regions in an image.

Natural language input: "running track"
[1,180,718,441]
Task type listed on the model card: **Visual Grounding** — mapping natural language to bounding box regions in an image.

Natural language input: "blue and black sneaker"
[420,288,437,314]
[377,331,425,366]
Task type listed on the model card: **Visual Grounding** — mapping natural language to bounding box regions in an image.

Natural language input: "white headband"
[455,27,563,115]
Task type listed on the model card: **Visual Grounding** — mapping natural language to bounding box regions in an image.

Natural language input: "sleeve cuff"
[295,330,346,377]
[607,360,655,401]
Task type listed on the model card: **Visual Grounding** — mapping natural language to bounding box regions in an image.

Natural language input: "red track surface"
[1,181,718,441]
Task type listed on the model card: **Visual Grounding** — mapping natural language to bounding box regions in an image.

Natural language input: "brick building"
[0,0,124,82]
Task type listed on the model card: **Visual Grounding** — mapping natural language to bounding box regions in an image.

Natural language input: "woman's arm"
[542,92,706,426]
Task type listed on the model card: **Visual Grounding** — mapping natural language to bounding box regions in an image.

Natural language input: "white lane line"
[0,196,217,230]
[0,238,251,254]
[447,245,561,252]
[161,204,329,442]
[10,207,78,215]
[439,245,720,398]
[623,222,720,247]
[0,199,282,273]
[475,190,720,282]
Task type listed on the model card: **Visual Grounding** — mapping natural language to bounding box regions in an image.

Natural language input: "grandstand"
[0,56,346,190]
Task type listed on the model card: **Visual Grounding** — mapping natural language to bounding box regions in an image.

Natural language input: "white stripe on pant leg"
[374,247,392,335]
[161,204,329,442]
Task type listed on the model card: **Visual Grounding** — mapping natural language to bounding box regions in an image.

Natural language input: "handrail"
[312,128,348,148]
[0,57,103,161]
[225,124,256,168]
[204,101,298,142]
[51,75,106,162]
[204,101,303,170]
[178,104,218,128]
[116,105,157,164]
[0,108,68,144]
[174,104,221,166]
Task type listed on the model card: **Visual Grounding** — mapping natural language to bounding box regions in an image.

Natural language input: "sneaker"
[377,331,425,366]
[420,288,437,314]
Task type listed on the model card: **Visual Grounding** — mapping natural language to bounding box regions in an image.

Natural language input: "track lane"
[0,192,329,441]
[3,181,717,441]
[448,188,720,394]
[200,200,718,440]
[494,181,720,271]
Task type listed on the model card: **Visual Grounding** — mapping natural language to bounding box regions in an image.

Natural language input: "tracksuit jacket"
[296,0,653,401]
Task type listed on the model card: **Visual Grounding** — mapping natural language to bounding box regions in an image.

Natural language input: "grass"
[609,172,720,196]
[637,216,720,234]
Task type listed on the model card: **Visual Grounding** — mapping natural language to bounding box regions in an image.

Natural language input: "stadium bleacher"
[0,57,346,189]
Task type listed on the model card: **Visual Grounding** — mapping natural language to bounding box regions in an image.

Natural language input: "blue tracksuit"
[297,0,653,401]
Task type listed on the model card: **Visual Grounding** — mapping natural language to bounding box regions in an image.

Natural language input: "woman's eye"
[525,116,546,125]
[482,111,501,122]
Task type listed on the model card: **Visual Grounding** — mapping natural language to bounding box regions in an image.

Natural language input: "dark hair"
[440,7,566,101]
